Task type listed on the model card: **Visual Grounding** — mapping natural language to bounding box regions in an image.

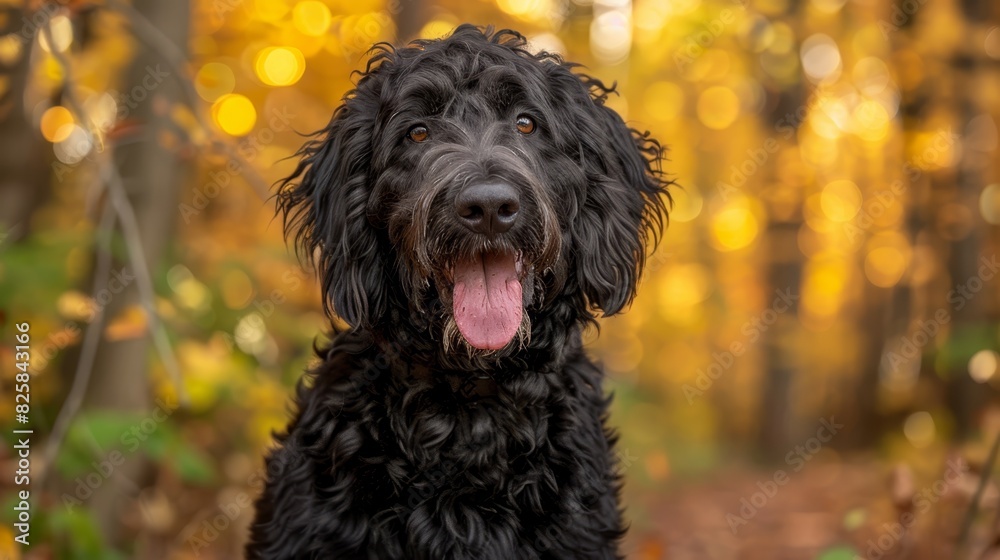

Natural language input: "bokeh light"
[529,32,566,55]
[83,92,118,131]
[980,184,1000,224]
[212,93,257,136]
[633,2,670,34]
[421,20,459,39]
[497,0,554,22]
[852,57,891,96]
[256,47,306,87]
[864,232,911,288]
[902,411,935,448]
[986,26,1000,59]
[590,5,632,65]
[819,180,862,222]
[292,1,333,36]
[235,313,268,355]
[864,246,907,288]
[40,105,75,143]
[811,0,847,14]
[710,206,759,251]
[38,14,73,53]
[0,34,22,66]
[969,350,998,383]
[800,33,841,83]
[671,186,703,223]
[852,100,891,142]
[801,256,849,319]
[53,125,93,164]
[195,63,237,102]
[696,86,740,130]
[658,262,712,309]
[172,273,212,312]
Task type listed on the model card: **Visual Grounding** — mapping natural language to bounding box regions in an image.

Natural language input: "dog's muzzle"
[447,181,527,352]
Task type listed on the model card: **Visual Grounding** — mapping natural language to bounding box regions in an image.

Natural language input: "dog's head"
[278,25,670,359]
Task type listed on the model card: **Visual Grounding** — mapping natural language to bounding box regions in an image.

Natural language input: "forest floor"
[3,452,996,559]
[624,458,997,560]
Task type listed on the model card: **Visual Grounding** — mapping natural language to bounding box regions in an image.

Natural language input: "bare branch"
[39,192,115,485]
[36,17,189,481]
[105,154,187,405]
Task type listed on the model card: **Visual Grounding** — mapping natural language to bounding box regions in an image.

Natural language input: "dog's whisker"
[442,317,459,354]
[516,313,532,350]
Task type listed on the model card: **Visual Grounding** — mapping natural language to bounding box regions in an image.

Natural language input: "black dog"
[247,24,670,559]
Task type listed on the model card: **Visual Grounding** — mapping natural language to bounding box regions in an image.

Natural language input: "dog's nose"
[455,182,520,236]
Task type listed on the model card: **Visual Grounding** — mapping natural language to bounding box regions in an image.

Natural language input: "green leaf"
[48,507,104,560]
[937,324,998,375]
[141,422,180,460]
[55,412,144,478]
[816,545,859,560]
[170,445,216,484]
[74,412,145,448]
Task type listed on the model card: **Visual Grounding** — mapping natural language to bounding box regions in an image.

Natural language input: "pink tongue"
[452,253,522,351]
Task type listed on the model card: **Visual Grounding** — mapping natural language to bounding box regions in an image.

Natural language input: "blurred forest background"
[1,0,1000,558]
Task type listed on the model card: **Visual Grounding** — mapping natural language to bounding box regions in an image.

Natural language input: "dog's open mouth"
[451,251,523,351]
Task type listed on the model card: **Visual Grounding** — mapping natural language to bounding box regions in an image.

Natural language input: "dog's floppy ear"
[276,93,386,330]
[547,65,671,316]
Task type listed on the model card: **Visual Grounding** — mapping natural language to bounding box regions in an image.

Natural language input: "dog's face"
[376,39,573,353]
[279,25,669,359]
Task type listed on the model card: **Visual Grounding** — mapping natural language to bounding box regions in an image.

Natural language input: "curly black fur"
[247,24,671,559]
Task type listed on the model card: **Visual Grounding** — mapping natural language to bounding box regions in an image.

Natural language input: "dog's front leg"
[246,422,371,558]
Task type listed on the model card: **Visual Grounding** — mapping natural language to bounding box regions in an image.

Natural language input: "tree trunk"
[80,0,191,545]
[0,5,54,243]
[941,0,997,439]
[945,103,989,438]
[758,222,802,458]
[757,0,805,460]
[393,0,428,43]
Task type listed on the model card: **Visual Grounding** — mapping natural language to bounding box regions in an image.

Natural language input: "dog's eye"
[515,115,535,135]
[407,125,429,143]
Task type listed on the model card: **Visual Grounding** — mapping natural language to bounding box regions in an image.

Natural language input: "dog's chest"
[337,385,578,551]
[367,391,561,502]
